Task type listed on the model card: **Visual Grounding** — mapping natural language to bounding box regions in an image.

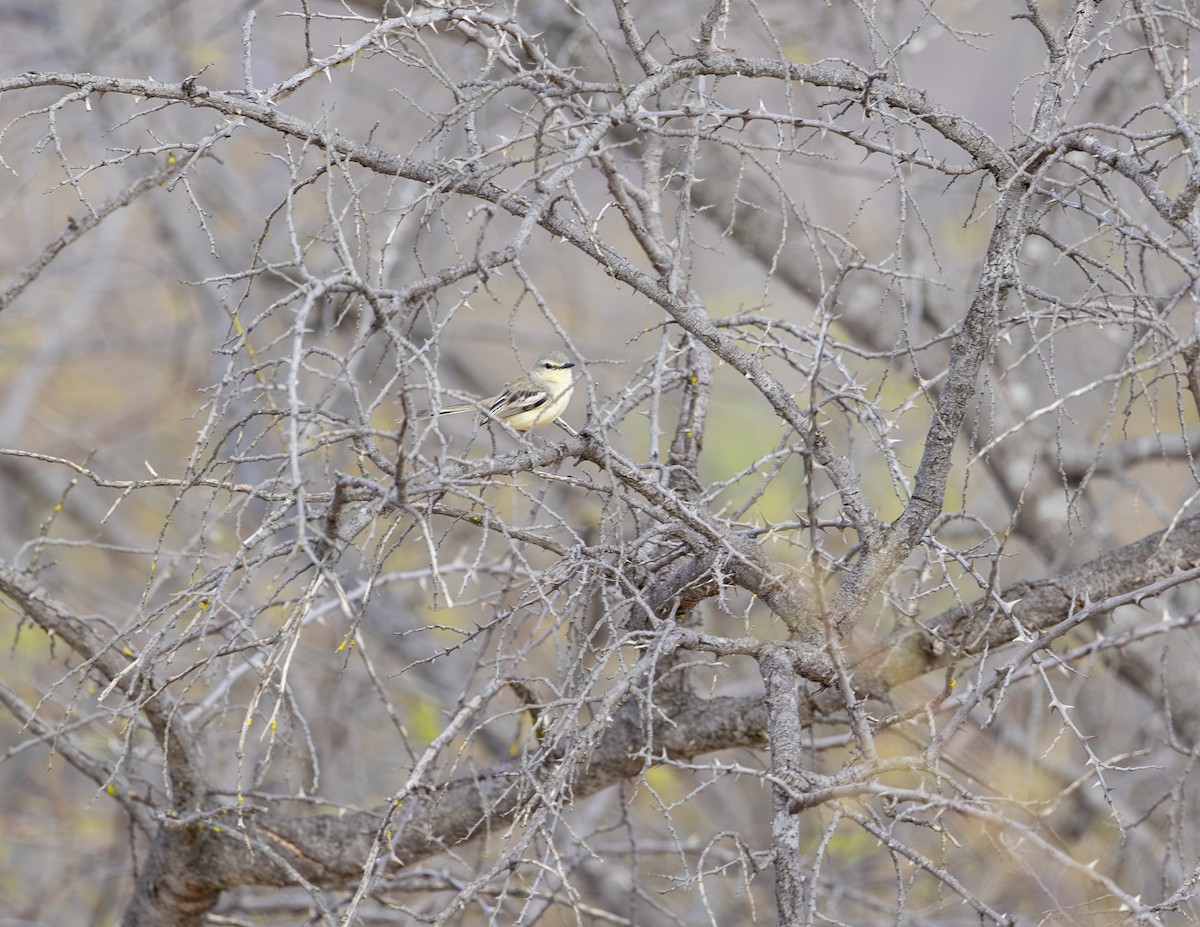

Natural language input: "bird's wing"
[492,384,549,416]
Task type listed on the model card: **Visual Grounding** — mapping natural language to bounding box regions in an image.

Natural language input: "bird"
[435,351,576,431]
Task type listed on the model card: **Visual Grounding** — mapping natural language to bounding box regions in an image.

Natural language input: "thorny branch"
[6,3,1200,926]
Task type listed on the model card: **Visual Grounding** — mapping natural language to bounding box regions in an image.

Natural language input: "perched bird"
[436,351,576,431]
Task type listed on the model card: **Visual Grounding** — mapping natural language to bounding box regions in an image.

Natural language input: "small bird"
[436,351,576,431]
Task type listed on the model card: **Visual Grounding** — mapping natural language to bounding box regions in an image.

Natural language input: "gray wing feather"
[493,386,548,414]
